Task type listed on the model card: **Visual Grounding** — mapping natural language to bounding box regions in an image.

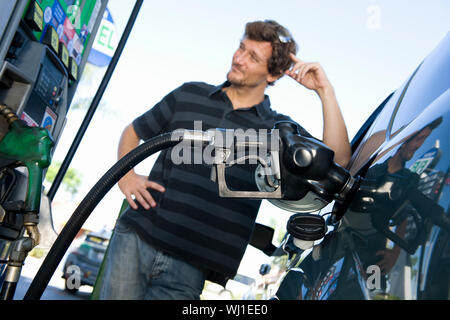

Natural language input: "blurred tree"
[45,161,83,197]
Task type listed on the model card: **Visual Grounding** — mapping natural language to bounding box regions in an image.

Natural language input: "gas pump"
[0,0,108,299]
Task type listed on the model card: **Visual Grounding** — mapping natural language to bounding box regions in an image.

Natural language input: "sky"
[46,0,450,280]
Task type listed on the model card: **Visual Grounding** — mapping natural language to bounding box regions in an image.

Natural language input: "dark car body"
[273,32,450,300]
[62,230,111,292]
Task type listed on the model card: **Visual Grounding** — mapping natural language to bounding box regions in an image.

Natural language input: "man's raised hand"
[285,53,331,92]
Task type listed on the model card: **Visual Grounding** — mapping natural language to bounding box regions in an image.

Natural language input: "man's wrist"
[122,169,136,179]
[315,84,335,98]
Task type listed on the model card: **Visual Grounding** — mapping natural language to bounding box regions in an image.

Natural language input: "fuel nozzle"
[0,104,54,214]
[273,120,361,244]
[275,120,360,204]
[208,120,360,218]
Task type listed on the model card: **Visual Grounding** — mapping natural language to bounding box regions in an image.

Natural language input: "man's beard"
[226,70,245,87]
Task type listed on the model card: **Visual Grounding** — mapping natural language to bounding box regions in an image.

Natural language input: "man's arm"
[117,123,165,210]
[285,53,351,167]
[316,86,351,167]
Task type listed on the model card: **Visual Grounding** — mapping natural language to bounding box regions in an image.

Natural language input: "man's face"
[227,37,278,88]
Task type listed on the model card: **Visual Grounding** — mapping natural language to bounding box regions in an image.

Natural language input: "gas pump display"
[0,0,108,299]
[24,0,103,80]
[1,0,106,139]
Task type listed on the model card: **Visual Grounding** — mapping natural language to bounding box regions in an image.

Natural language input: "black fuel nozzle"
[275,121,359,203]
[208,121,361,222]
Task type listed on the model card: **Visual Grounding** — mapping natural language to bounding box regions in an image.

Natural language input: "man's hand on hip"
[118,171,166,210]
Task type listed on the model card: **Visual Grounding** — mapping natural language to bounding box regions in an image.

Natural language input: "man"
[99,20,351,299]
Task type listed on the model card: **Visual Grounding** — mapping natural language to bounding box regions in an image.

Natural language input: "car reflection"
[336,117,448,297]
[275,117,449,300]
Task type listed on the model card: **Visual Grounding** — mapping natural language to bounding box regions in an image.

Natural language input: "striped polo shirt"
[119,81,312,285]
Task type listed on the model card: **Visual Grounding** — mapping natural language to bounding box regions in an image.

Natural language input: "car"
[271,32,450,300]
[62,229,111,293]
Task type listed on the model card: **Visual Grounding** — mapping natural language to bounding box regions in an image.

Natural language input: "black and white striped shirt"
[119,81,312,285]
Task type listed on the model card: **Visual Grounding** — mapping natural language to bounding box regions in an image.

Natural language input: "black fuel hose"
[23,132,182,300]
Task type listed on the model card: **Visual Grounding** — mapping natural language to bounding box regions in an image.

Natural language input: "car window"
[86,235,109,246]
[364,90,399,140]
[351,91,394,152]
[390,36,450,137]
[355,75,410,151]
[347,88,402,175]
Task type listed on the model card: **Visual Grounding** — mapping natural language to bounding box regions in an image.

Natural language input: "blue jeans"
[99,219,206,300]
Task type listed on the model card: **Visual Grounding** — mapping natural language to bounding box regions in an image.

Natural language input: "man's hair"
[244,20,298,85]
